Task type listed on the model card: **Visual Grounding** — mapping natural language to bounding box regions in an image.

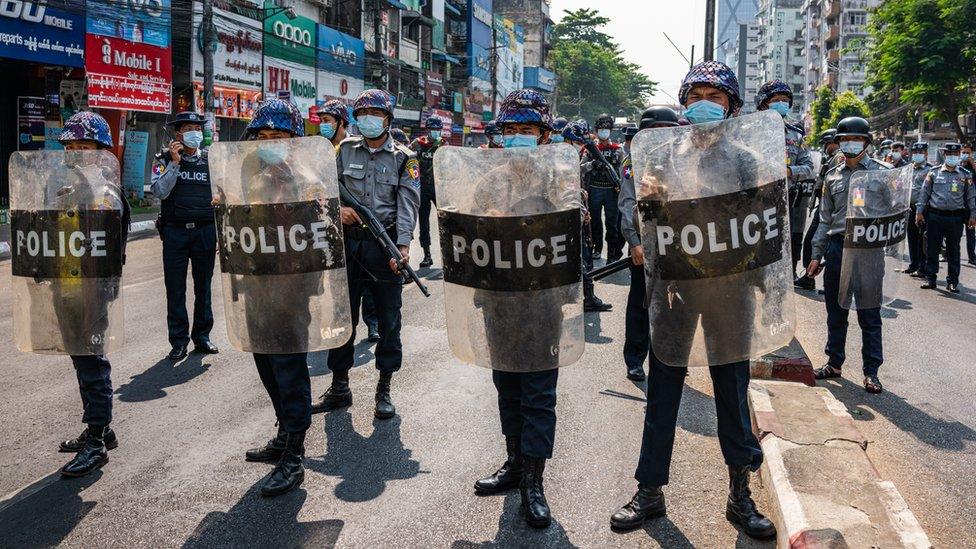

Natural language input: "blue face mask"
[503,134,539,149]
[319,123,336,140]
[356,114,387,139]
[768,101,790,118]
[549,134,564,144]
[684,100,726,124]
[890,151,902,162]
[491,134,504,146]
[839,141,865,158]
[945,155,961,167]
[181,130,203,149]
[911,153,926,164]
[430,130,441,141]
[257,142,288,165]
[597,129,611,140]
[962,153,971,162]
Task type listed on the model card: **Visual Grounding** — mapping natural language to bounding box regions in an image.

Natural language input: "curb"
[750,337,815,386]
[749,380,931,548]
[0,220,157,261]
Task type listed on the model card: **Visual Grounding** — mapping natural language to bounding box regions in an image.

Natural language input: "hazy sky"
[550,0,707,106]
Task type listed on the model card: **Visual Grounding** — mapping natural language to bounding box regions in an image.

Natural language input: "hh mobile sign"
[85,0,172,113]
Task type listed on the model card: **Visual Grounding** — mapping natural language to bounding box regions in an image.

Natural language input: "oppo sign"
[273,20,311,46]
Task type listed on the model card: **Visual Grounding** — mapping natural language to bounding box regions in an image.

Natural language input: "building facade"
[756,0,806,117]
[729,23,762,114]
[717,0,761,68]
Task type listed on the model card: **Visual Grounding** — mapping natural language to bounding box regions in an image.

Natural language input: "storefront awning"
[444,1,461,16]
[383,0,409,9]
[402,11,437,26]
[433,52,461,65]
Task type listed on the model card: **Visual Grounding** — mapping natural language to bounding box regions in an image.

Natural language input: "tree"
[828,91,871,128]
[866,0,976,139]
[550,9,656,121]
[808,86,836,144]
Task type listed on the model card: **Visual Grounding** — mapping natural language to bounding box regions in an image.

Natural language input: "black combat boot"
[245,428,287,462]
[726,465,776,540]
[520,457,551,528]
[420,246,433,268]
[793,275,815,290]
[260,430,306,497]
[610,484,666,531]
[583,281,612,312]
[375,372,396,419]
[312,370,352,413]
[60,425,118,453]
[61,425,109,478]
[474,436,523,495]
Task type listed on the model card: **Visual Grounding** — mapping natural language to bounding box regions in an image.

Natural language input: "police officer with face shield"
[917,143,976,293]
[410,117,445,268]
[610,62,775,540]
[583,113,626,261]
[313,89,421,419]
[905,142,933,277]
[806,117,890,394]
[796,129,842,290]
[151,112,219,361]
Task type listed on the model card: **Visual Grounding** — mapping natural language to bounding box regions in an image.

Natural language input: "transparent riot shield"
[9,150,125,355]
[839,165,913,309]
[631,110,796,368]
[433,144,584,372]
[208,136,351,354]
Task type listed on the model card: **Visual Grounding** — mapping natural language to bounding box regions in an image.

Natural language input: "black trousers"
[161,223,217,347]
[70,355,113,427]
[925,211,965,285]
[907,204,927,273]
[966,225,975,261]
[624,263,650,370]
[254,353,311,433]
[418,181,436,249]
[493,369,558,459]
[822,237,883,376]
[327,238,403,374]
[635,356,761,486]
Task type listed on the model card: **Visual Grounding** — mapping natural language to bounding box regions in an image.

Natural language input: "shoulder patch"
[622,157,633,180]
[405,158,421,185]
[152,162,166,176]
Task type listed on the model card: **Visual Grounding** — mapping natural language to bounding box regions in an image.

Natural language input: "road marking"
[124,276,164,290]
[0,469,63,514]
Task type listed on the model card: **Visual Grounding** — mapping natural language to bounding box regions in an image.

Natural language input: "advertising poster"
[0,0,85,66]
[191,0,262,119]
[121,130,149,198]
[17,97,47,151]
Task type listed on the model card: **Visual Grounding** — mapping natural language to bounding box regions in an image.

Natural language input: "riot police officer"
[482,121,503,149]
[610,62,774,540]
[390,127,410,146]
[150,111,218,361]
[807,116,889,394]
[409,117,445,268]
[796,129,841,290]
[905,142,933,277]
[316,99,381,343]
[52,112,130,477]
[313,89,421,419]
[550,117,568,143]
[962,143,976,265]
[618,106,680,381]
[878,138,893,161]
[583,113,625,261]
[472,89,563,529]
[232,99,316,497]
[888,141,908,167]
[755,80,815,279]
[917,143,976,293]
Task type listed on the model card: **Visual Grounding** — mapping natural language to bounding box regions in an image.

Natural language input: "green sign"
[263,1,316,66]
[453,92,463,113]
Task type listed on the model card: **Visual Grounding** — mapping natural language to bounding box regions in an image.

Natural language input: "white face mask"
[597,129,611,140]
[839,140,865,158]
[890,151,902,162]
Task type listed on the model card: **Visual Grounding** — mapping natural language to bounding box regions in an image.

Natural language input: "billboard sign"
[0,0,85,66]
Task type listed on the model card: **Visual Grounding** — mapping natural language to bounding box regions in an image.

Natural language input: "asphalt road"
[0,229,973,547]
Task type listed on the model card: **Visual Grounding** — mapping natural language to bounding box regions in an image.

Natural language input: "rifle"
[577,133,622,189]
[338,184,431,298]
[586,257,633,282]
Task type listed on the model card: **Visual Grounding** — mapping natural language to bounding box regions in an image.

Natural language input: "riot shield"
[631,110,796,368]
[433,144,584,373]
[208,136,352,354]
[839,165,913,310]
[9,150,125,355]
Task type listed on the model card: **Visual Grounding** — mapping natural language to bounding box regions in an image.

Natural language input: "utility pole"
[690,44,695,68]
[490,22,498,117]
[202,0,215,121]
[704,0,716,62]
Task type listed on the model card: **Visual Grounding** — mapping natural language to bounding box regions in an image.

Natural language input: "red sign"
[85,34,172,113]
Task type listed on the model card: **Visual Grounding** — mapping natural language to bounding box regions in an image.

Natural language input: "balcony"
[825,0,840,20]
[842,23,866,36]
[824,72,838,87]
[825,24,839,43]
[843,0,868,9]
[827,48,840,63]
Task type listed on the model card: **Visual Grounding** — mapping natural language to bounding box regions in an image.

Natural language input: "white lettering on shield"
[223,221,332,254]
[452,235,569,269]
[656,207,780,256]
[851,218,906,245]
[15,230,107,258]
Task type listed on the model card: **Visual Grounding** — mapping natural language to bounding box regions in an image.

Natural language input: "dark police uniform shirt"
[408,136,442,186]
[582,142,625,189]
[151,150,214,223]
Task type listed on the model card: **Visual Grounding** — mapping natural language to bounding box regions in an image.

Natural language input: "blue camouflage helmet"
[755,79,793,109]
[484,121,501,136]
[353,89,396,117]
[563,119,591,143]
[551,117,569,132]
[678,60,743,115]
[425,117,443,130]
[390,127,409,144]
[496,89,553,130]
[59,111,113,149]
[245,98,305,139]
[318,99,349,126]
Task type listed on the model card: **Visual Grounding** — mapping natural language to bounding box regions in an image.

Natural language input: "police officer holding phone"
[151,112,219,361]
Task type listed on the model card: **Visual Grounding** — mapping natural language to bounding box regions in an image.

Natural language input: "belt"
[927,208,967,216]
[589,181,617,189]
[160,219,214,229]
[345,223,396,241]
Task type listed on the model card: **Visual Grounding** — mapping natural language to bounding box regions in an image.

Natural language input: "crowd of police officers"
[8,55,975,539]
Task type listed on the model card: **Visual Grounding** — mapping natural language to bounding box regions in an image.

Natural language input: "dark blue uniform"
[151,151,217,349]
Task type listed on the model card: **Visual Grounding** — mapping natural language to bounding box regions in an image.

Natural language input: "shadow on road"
[0,470,102,548]
[820,377,976,451]
[115,354,212,402]
[181,482,343,548]
[584,312,613,344]
[451,492,579,548]
[305,412,422,503]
